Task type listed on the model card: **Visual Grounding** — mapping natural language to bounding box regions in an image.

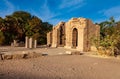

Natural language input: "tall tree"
[0,11,53,45]
[25,16,42,39]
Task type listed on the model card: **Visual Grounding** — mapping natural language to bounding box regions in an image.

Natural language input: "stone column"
[29,37,33,48]
[25,36,29,48]
[34,40,37,48]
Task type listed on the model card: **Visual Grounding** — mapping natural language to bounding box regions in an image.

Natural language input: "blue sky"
[0,0,120,25]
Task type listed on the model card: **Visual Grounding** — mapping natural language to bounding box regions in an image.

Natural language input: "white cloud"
[47,0,86,25]
[0,0,15,18]
[30,0,86,25]
[48,18,69,26]
[104,6,120,17]
[59,0,84,9]
[99,6,120,21]
[94,19,107,24]
[38,0,60,21]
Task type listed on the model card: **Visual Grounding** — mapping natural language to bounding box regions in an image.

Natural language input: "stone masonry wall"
[47,17,100,52]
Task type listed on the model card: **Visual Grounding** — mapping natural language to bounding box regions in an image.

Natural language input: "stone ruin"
[47,17,100,52]
[0,51,42,60]
[10,37,37,48]
[25,36,37,48]
[11,40,24,47]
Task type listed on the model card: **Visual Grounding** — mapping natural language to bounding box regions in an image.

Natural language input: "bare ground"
[0,55,120,79]
[0,46,120,79]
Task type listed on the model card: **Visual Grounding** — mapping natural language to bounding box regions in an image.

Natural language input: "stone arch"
[59,26,63,45]
[58,26,65,46]
[72,28,78,48]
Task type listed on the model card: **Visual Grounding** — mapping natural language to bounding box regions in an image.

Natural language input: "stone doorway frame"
[72,28,78,48]
[59,26,64,45]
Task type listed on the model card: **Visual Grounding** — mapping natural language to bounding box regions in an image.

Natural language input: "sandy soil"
[0,46,120,79]
[0,55,120,79]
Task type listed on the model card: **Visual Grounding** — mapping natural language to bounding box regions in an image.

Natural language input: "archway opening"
[59,26,64,45]
[72,28,78,48]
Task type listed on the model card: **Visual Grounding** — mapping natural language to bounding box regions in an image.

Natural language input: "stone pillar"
[29,37,33,48]
[34,40,37,48]
[25,36,29,48]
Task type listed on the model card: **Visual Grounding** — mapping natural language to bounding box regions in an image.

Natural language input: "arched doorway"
[59,26,64,46]
[72,28,78,48]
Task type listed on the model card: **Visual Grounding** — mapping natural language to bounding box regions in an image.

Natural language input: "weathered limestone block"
[65,51,72,55]
[65,51,82,55]
[24,52,42,58]
[2,53,13,60]
[12,53,24,59]
[0,51,43,60]
[71,51,82,55]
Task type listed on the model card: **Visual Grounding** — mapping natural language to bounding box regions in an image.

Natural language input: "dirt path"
[0,55,120,79]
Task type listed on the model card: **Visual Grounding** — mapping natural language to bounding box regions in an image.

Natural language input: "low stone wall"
[0,52,42,60]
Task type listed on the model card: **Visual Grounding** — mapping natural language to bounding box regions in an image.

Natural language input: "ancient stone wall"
[51,22,65,47]
[47,17,100,52]
[65,18,88,51]
[87,19,100,51]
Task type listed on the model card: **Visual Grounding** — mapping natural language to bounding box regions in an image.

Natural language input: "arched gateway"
[47,18,100,52]
[72,28,78,48]
[59,26,64,45]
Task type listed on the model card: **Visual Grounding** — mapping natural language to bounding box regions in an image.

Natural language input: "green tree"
[93,17,120,56]
[38,22,52,44]
[0,11,53,45]
[25,16,42,39]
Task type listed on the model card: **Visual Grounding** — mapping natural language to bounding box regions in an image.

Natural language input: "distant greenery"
[93,17,120,56]
[0,11,52,45]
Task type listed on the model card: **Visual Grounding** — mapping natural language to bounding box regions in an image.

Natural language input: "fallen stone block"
[2,54,13,60]
[65,51,72,55]
[1,51,43,60]
[12,53,24,59]
[23,52,42,59]
[65,51,82,55]
[71,51,82,55]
